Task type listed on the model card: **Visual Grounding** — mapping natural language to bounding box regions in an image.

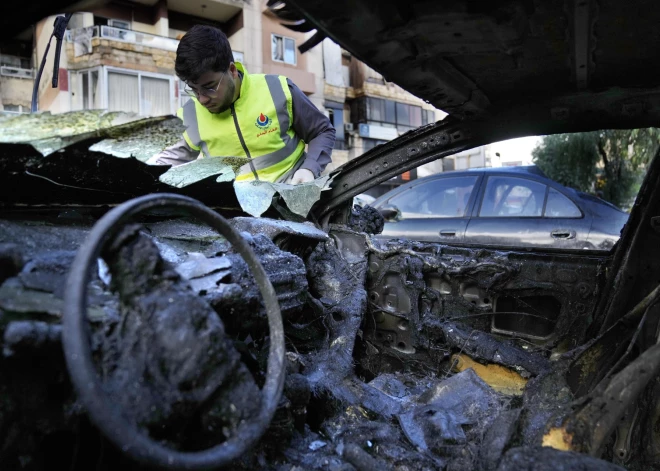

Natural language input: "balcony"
[67,26,180,52]
[0,66,34,79]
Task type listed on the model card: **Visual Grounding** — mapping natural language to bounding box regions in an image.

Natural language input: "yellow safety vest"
[177,62,306,183]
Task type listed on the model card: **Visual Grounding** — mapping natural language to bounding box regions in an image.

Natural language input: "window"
[272,34,296,65]
[2,104,26,114]
[72,68,175,116]
[71,69,102,111]
[141,76,171,116]
[232,51,245,64]
[422,109,436,125]
[108,72,139,113]
[545,188,581,218]
[0,54,30,69]
[362,98,425,133]
[395,102,422,132]
[480,176,547,217]
[367,98,396,124]
[388,176,478,219]
[179,79,192,108]
[107,19,131,30]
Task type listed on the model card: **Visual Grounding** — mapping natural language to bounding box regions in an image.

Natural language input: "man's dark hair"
[175,25,233,82]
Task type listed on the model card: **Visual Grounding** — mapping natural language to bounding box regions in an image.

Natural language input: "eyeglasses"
[183,72,227,98]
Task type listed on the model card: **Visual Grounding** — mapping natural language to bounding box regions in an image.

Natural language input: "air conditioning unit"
[344,122,354,133]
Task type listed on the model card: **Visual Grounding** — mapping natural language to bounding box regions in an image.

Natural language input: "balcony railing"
[0,66,34,79]
[67,26,179,52]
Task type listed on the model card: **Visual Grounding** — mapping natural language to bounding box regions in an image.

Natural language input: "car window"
[544,188,581,218]
[479,176,546,217]
[387,176,478,219]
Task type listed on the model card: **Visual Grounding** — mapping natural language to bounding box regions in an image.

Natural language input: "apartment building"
[321,39,453,195]
[0,29,33,113]
[0,0,326,117]
[1,0,479,191]
[33,0,264,115]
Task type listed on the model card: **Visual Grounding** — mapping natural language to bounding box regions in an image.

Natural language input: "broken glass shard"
[159,158,236,188]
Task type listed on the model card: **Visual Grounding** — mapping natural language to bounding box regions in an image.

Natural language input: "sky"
[490,136,543,166]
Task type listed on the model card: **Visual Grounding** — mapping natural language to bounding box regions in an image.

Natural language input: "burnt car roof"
[274,0,660,123]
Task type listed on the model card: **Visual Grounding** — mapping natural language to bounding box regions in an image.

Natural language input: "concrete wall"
[305,32,325,110]
[323,149,349,175]
[66,39,176,75]
[261,5,315,94]
[68,12,94,29]
[0,76,33,109]
[323,39,345,88]
[133,19,169,37]
[241,1,263,74]
[453,146,489,170]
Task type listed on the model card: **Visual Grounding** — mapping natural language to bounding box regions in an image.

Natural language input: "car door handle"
[439,230,456,237]
[551,230,575,239]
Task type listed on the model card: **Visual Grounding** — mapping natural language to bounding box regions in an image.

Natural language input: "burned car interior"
[2,0,660,470]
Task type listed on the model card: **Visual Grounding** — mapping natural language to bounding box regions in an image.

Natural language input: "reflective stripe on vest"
[178,63,305,183]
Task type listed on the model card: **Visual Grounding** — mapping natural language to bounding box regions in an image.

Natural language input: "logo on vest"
[255,113,272,129]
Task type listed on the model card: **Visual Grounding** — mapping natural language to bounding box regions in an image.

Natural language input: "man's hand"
[290,168,315,185]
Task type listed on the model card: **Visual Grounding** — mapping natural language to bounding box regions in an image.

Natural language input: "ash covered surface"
[347,205,385,235]
[0,207,656,471]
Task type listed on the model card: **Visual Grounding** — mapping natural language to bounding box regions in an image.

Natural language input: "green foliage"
[532,128,660,208]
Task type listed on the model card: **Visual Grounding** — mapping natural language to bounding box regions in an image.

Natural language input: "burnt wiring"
[443,329,477,378]
[25,170,133,195]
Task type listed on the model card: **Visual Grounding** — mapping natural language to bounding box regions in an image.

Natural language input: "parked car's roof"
[412,165,549,178]
[375,165,558,196]
[372,164,627,216]
[462,165,547,177]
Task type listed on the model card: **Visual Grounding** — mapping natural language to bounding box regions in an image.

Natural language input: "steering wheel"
[62,194,286,470]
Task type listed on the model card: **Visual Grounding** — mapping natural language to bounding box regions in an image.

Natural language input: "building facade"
[0,0,505,193]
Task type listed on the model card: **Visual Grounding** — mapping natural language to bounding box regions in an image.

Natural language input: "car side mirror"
[378,205,400,222]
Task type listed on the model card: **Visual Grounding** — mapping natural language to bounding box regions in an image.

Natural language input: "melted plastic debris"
[230,217,329,242]
[234,175,334,217]
[0,110,158,156]
[397,369,504,451]
[89,117,187,162]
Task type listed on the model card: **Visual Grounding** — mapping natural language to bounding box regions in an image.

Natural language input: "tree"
[532,128,660,208]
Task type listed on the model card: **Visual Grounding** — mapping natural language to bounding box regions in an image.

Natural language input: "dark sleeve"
[146,139,199,166]
[288,78,336,177]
